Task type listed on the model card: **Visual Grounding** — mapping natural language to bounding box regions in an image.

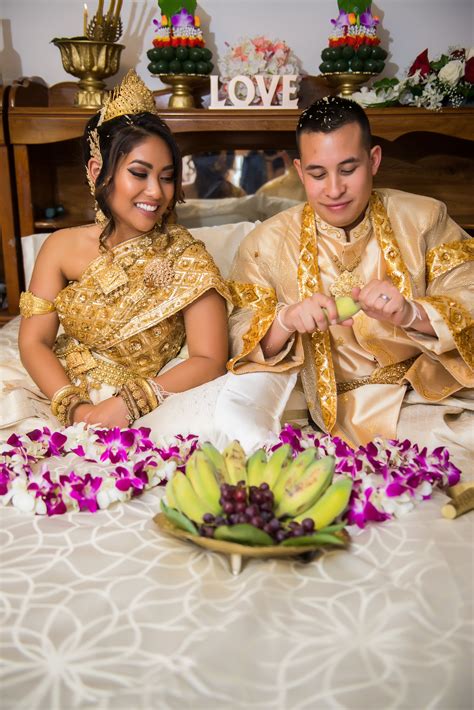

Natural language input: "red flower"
[408,48,430,77]
[465,57,474,84]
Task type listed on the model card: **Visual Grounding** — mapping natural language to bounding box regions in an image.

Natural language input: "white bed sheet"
[1,484,473,710]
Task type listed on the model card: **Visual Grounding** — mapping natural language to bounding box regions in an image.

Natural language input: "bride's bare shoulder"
[43,223,100,249]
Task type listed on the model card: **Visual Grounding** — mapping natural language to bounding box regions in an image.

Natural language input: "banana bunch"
[164,440,353,538]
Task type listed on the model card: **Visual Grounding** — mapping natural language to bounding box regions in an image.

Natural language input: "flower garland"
[0,425,198,515]
[218,36,302,105]
[267,425,461,529]
[351,46,474,110]
[1,423,461,524]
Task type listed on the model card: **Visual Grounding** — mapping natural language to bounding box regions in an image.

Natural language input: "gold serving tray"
[154,513,350,574]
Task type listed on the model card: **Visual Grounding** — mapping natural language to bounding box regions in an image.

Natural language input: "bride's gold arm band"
[19,291,56,318]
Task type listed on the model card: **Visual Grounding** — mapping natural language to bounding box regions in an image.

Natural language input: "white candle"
[83,3,88,35]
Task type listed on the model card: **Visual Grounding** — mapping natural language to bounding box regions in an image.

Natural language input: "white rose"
[466,48,474,61]
[438,60,464,85]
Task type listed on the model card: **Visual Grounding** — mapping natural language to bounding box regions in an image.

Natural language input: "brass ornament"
[98,70,160,126]
[19,291,56,318]
[143,256,175,289]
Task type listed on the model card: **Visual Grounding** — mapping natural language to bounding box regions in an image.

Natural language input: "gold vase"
[52,38,125,108]
[321,72,378,97]
[155,74,210,109]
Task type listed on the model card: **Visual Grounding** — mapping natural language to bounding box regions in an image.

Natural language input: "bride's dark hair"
[83,112,185,251]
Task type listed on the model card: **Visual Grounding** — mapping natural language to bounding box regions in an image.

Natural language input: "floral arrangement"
[268,425,460,529]
[351,46,474,110]
[218,36,302,105]
[1,423,460,527]
[0,425,197,515]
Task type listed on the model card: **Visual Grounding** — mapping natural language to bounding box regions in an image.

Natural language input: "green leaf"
[280,532,347,547]
[430,54,450,72]
[160,499,198,535]
[318,523,347,534]
[214,524,274,546]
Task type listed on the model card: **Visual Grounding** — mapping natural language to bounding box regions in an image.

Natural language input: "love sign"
[209,74,299,109]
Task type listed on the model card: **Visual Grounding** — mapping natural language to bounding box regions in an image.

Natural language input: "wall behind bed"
[1,0,472,87]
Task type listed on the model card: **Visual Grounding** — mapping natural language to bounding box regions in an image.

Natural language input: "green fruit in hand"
[294,477,353,528]
[371,46,388,60]
[148,62,161,74]
[147,47,161,61]
[350,57,364,72]
[190,47,203,61]
[161,46,175,60]
[156,60,170,74]
[335,296,361,320]
[182,60,197,74]
[196,61,208,75]
[358,45,372,59]
[176,46,189,61]
[320,61,335,74]
[321,47,333,61]
[364,59,377,72]
[201,47,212,61]
[341,45,355,59]
[168,59,182,74]
[214,524,274,547]
[327,47,342,61]
[334,59,350,72]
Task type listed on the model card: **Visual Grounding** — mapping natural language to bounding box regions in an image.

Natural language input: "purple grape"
[203,513,215,524]
[301,518,315,533]
[237,514,248,524]
[235,501,247,514]
[260,483,269,491]
[229,513,240,525]
[250,516,263,528]
[214,516,226,526]
[268,518,281,532]
[223,502,234,515]
[235,488,247,503]
[245,505,258,517]
[288,521,300,530]
[201,526,215,537]
[276,530,288,543]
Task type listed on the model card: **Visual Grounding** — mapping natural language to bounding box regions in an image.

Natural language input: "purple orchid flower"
[360,9,379,28]
[69,473,102,512]
[95,428,137,464]
[171,9,193,28]
[331,11,350,29]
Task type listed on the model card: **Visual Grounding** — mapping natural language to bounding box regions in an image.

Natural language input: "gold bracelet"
[51,385,91,426]
[138,378,159,411]
[117,387,141,423]
[127,379,151,417]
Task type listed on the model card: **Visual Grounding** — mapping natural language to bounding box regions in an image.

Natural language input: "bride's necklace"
[329,252,365,299]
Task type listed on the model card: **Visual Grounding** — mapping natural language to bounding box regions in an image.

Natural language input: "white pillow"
[21,233,50,287]
[176,193,300,228]
[139,367,297,453]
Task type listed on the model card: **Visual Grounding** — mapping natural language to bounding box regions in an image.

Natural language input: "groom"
[227,96,473,468]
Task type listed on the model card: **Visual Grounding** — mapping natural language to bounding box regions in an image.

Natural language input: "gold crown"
[98,69,159,125]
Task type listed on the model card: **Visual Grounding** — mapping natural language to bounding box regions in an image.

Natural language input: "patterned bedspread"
[1,486,472,710]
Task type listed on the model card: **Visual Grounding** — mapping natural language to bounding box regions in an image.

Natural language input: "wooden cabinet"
[2,78,473,319]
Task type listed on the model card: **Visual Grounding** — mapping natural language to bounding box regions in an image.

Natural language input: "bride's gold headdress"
[86,70,163,221]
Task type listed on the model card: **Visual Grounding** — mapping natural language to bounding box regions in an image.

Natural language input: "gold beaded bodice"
[53,225,231,381]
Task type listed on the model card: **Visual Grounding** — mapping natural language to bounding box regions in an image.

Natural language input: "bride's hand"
[72,397,131,428]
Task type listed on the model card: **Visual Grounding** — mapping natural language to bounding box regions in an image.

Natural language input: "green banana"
[246,448,268,488]
[171,471,210,523]
[294,476,353,529]
[275,455,335,518]
[263,444,293,488]
[322,296,361,323]
[200,442,228,485]
[222,440,247,485]
[187,450,222,515]
[272,448,317,505]
[165,476,178,509]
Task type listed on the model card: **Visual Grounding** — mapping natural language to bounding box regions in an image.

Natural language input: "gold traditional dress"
[1,225,231,432]
[228,188,474,469]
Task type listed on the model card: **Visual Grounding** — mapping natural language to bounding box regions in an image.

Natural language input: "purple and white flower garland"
[0,425,198,515]
[1,423,461,526]
[268,425,461,528]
